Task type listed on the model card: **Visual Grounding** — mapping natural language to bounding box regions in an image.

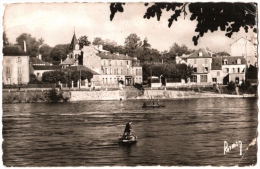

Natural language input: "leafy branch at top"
[110,2,257,46]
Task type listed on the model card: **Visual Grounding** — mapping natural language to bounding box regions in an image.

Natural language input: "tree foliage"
[78,35,91,48]
[169,43,194,56]
[39,44,53,62]
[110,2,257,46]
[42,71,68,84]
[16,33,44,57]
[50,44,70,61]
[92,37,104,46]
[124,33,142,55]
[3,31,9,46]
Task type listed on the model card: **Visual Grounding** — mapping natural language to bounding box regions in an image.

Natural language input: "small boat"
[142,104,166,108]
[118,134,138,145]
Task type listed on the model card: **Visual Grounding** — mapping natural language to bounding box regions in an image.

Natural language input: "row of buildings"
[2,32,143,88]
[175,37,257,85]
[2,33,257,88]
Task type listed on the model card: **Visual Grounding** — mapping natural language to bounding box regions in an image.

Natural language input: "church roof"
[69,33,78,51]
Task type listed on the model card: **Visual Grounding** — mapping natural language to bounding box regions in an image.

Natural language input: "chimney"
[23,40,26,52]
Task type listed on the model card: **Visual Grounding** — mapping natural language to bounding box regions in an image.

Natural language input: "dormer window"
[224,59,228,65]
[199,52,203,57]
[237,59,241,64]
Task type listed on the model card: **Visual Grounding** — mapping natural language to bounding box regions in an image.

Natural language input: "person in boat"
[143,102,147,108]
[124,121,132,137]
[152,100,155,106]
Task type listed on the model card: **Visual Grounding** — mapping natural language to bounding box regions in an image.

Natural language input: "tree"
[42,70,68,84]
[39,44,53,62]
[50,44,70,61]
[124,33,142,55]
[92,37,104,46]
[246,65,258,79]
[80,70,93,82]
[16,33,44,57]
[169,43,192,57]
[110,3,257,45]
[3,31,9,46]
[78,36,91,48]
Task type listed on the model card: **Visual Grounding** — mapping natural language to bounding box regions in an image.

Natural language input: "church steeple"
[69,30,78,51]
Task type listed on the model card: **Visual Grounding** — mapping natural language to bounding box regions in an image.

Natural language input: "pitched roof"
[96,52,134,60]
[222,56,246,65]
[69,33,78,50]
[60,58,77,65]
[32,65,62,70]
[188,48,212,58]
[30,57,45,65]
[3,45,28,56]
[230,37,254,46]
[211,57,222,70]
[65,65,100,75]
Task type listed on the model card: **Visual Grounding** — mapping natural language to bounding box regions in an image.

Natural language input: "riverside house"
[187,48,213,84]
[2,45,30,85]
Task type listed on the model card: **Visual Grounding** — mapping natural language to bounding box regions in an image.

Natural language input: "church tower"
[68,30,82,65]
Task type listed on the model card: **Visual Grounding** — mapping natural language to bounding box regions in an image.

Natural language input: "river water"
[2,98,258,166]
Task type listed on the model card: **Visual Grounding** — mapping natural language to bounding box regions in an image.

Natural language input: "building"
[187,48,213,83]
[221,56,246,84]
[2,45,30,85]
[211,57,224,84]
[97,52,142,87]
[230,37,257,67]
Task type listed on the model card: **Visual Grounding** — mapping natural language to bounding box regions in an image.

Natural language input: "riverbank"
[2,89,257,104]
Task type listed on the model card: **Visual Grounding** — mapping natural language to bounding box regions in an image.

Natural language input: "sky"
[2,1,257,54]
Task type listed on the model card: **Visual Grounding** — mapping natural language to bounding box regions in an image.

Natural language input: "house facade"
[187,48,213,84]
[97,53,142,87]
[230,37,257,67]
[211,57,224,84]
[221,56,246,84]
[2,45,30,85]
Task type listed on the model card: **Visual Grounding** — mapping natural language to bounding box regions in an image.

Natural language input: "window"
[190,75,197,82]
[205,59,207,64]
[139,69,142,75]
[224,59,228,65]
[18,76,22,84]
[224,68,229,73]
[18,57,21,63]
[136,69,138,75]
[204,67,208,72]
[114,69,117,75]
[212,78,217,82]
[237,59,241,64]
[115,61,117,66]
[18,67,22,74]
[121,61,122,66]
[193,67,197,72]
[217,71,220,76]
[126,61,128,65]
[200,75,207,82]
[109,60,111,66]
[117,68,119,75]
[6,67,10,74]
[110,68,112,75]
[238,68,240,73]
[105,68,107,74]
[194,59,197,64]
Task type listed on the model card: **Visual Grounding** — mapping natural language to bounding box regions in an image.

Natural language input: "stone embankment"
[2,88,256,103]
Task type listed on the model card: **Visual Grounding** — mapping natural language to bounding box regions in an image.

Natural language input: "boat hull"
[118,135,137,145]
